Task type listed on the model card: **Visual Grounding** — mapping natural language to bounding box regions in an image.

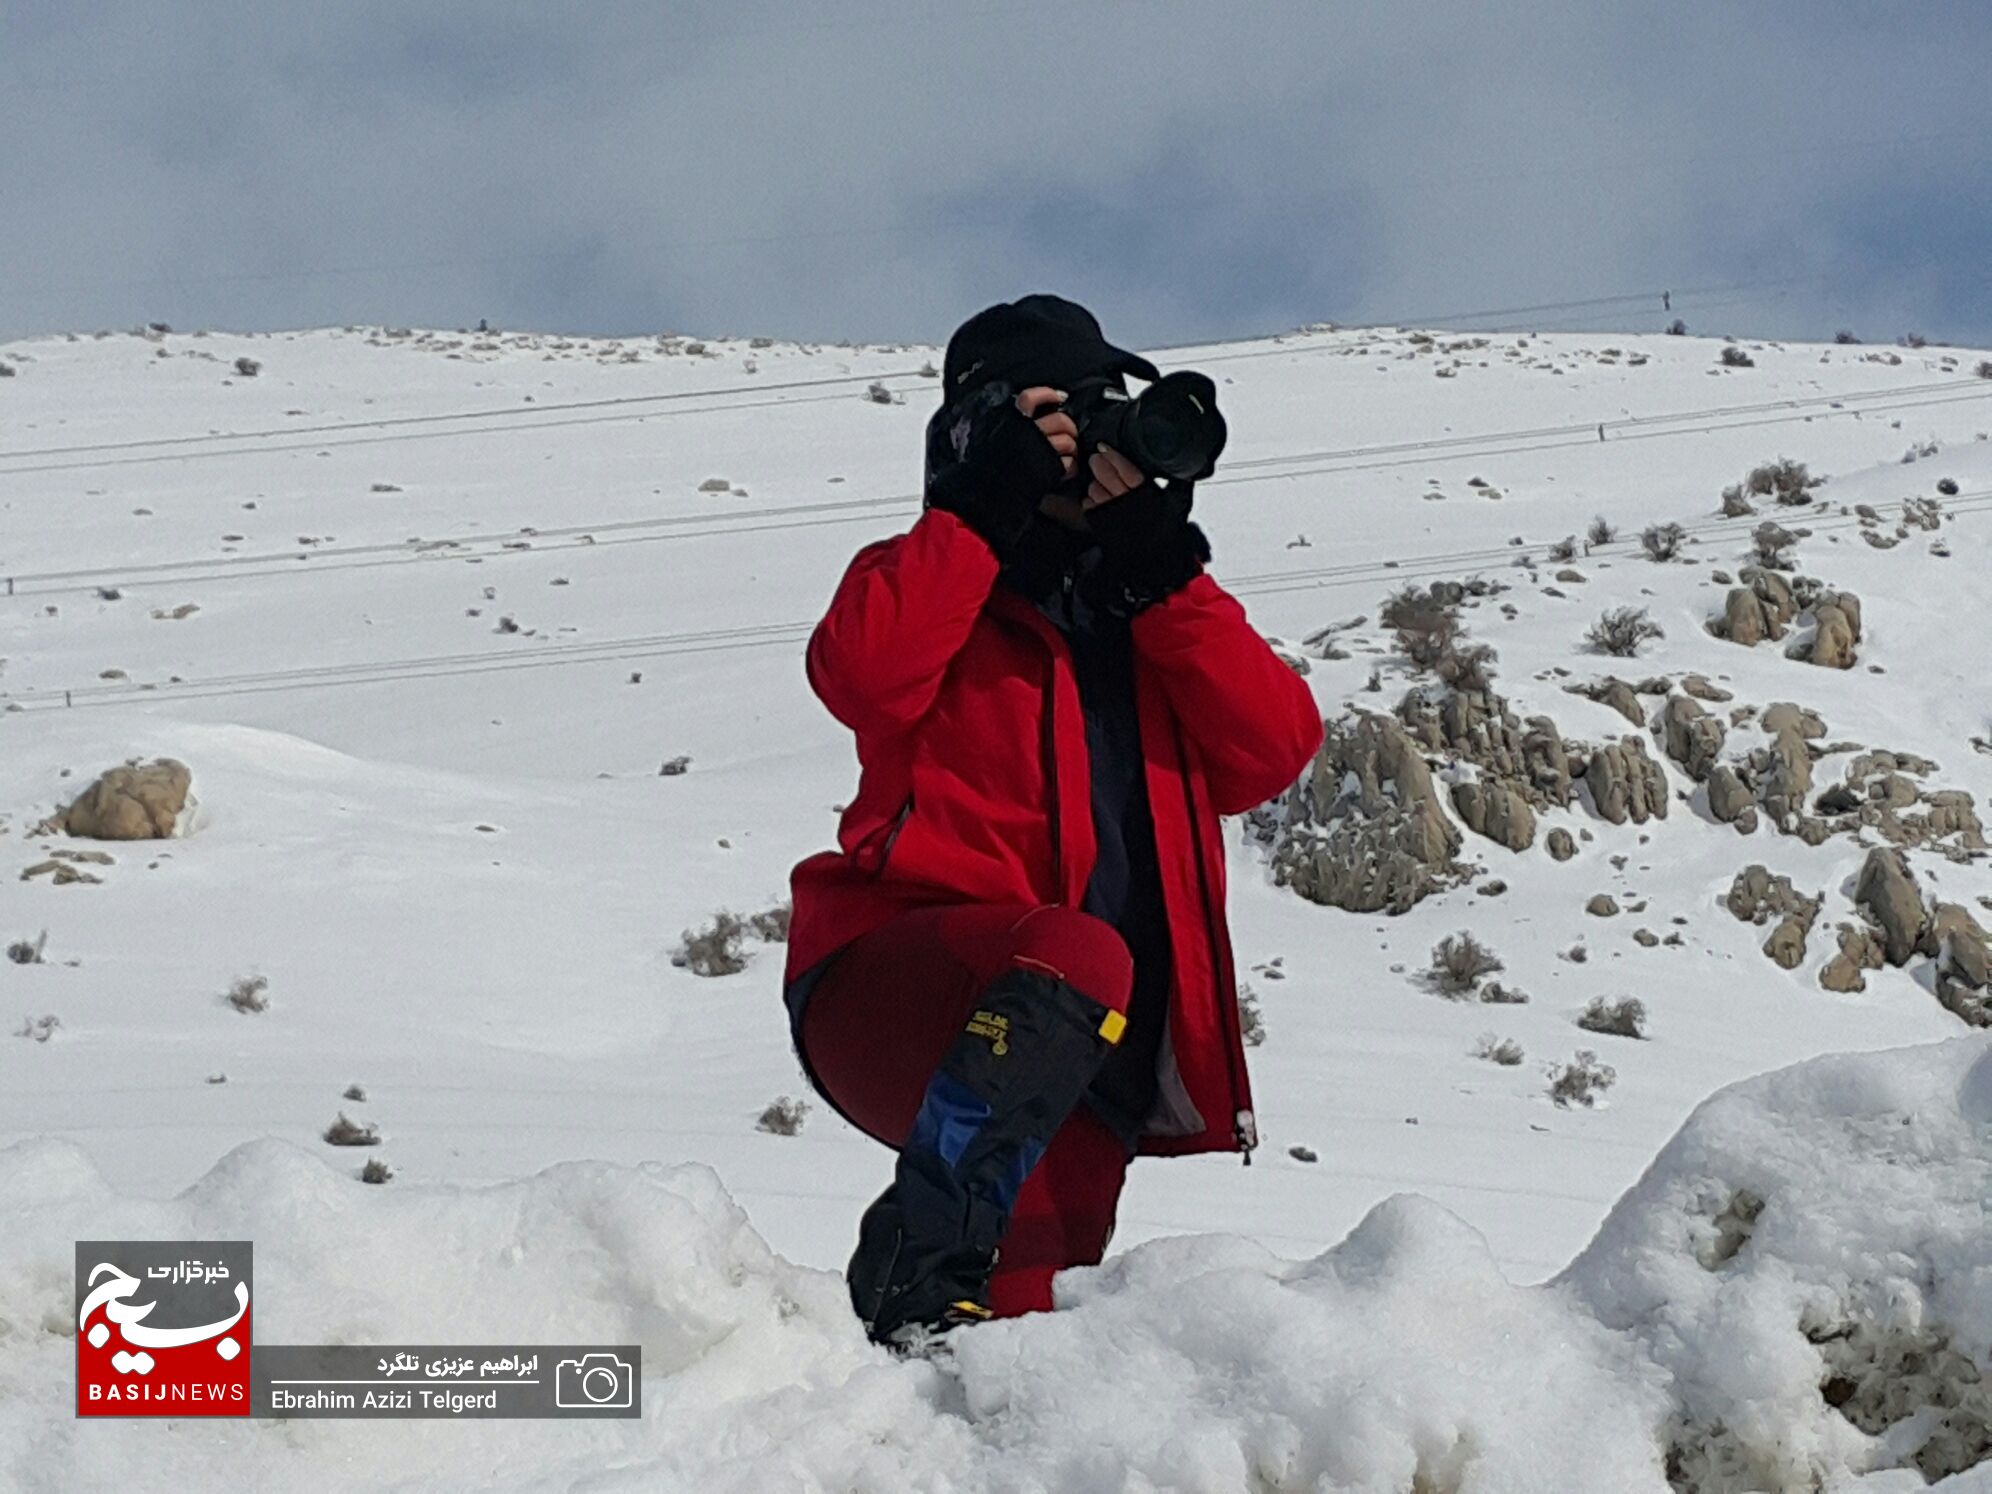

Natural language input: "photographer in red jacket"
[783,296,1322,1348]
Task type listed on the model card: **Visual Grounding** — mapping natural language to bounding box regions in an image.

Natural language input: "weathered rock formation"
[1725,864,1822,969]
[1581,736,1670,825]
[52,759,192,840]
[1266,713,1463,914]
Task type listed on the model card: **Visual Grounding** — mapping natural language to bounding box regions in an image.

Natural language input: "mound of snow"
[4,1037,1988,1492]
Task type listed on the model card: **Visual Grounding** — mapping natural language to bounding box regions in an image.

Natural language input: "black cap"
[942,295,1161,404]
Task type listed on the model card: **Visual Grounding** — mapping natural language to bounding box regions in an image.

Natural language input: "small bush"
[1899,333,1928,349]
[225,976,270,1014]
[1435,640,1499,695]
[1720,483,1755,517]
[1238,983,1266,1046]
[1586,606,1664,657]
[1976,360,1992,380]
[360,1158,393,1184]
[1548,1050,1618,1108]
[1666,319,1688,336]
[1761,458,1816,505]
[1586,515,1617,548]
[1429,931,1503,996]
[7,931,47,965]
[1381,584,1461,670]
[1473,1034,1525,1066]
[747,902,792,943]
[323,1113,380,1146]
[233,356,261,377]
[673,912,748,976]
[1479,980,1530,1005]
[15,1014,60,1043]
[756,1096,810,1135]
[1719,345,1755,369]
[1640,522,1686,562]
[1834,330,1861,345]
[1547,535,1578,563]
[658,755,691,777]
[1752,521,1797,568]
[1577,995,1648,1039]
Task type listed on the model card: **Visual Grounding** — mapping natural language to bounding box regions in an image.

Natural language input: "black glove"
[922,384,1065,563]
[1087,478,1211,618]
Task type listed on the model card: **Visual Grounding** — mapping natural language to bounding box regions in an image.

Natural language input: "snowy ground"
[3,319,1991,1489]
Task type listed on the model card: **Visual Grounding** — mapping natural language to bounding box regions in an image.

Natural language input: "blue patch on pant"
[907,1072,992,1173]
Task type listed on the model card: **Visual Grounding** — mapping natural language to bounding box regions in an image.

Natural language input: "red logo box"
[76,1241,252,1417]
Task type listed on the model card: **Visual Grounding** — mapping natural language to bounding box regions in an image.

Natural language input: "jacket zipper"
[1173,718,1257,1165]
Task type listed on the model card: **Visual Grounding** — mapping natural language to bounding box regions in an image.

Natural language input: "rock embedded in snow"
[1659,694,1725,781]
[1587,893,1620,917]
[1266,712,1463,913]
[1582,736,1669,825]
[1546,827,1577,861]
[1853,847,1927,966]
[52,760,192,840]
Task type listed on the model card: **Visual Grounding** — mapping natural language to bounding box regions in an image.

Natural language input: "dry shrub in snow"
[1429,931,1503,997]
[674,912,748,977]
[1238,983,1266,1047]
[1752,521,1798,568]
[756,1096,810,1136]
[15,1014,60,1043]
[233,356,261,377]
[1578,996,1649,1040]
[1473,1033,1525,1066]
[1479,980,1530,1004]
[1381,584,1460,670]
[1587,606,1664,657]
[1834,329,1861,344]
[1719,345,1755,368]
[1435,640,1499,695]
[7,931,48,965]
[1720,483,1755,518]
[1640,522,1686,562]
[225,975,270,1013]
[1977,360,1992,379]
[1746,458,1817,504]
[1547,535,1578,563]
[323,1113,380,1146]
[1587,515,1617,548]
[1550,1050,1618,1107]
[360,1158,393,1184]
[747,902,791,943]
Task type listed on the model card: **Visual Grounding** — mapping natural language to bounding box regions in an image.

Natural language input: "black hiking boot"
[846,966,1126,1347]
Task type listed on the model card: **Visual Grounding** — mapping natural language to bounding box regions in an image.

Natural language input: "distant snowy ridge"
[3,1037,1987,1492]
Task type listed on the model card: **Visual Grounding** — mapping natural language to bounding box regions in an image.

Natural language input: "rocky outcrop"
[1707,764,1758,832]
[1566,677,1646,727]
[1792,588,1863,669]
[1449,778,1535,852]
[1582,736,1669,825]
[1710,567,1797,645]
[1928,903,1991,1027]
[1267,713,1463,914]
[53,760,192,840]
[1813,751,1986,858]
[1819,924,1886,993]
[1853,848,1926,966]
[1726,864,1822,970]
[1750,712,1815,831]
[1659,695,1725,781]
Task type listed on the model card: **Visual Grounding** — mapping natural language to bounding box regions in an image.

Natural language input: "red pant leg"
[798,903,1134,1148]
[986,1103,1130,1317]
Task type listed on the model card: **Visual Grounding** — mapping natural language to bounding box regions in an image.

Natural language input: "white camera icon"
[555,1352,633,1409]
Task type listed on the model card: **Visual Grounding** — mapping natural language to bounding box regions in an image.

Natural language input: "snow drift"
[3,1037,1987,1493]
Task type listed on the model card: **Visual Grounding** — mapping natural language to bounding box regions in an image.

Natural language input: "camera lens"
[1126,372,1225,482]
[582,1365,619,1402]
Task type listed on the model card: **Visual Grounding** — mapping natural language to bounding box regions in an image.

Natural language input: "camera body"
[1042,369,1228,497]
[555,1352,634,1408]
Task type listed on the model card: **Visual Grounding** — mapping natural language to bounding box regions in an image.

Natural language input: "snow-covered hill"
[4,318,1991,1489]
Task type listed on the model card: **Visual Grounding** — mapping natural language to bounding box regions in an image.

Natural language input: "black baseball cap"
[942,295,1161,404]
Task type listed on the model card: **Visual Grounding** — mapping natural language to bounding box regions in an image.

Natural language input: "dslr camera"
[555,1352,634,1409]
[1040,369,1228,498]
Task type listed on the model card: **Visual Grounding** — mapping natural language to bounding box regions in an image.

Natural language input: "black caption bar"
[253,1345,641,1418]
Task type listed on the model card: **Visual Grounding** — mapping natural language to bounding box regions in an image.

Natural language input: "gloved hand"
[922,383,1069,563]
[1087,475,1211,618]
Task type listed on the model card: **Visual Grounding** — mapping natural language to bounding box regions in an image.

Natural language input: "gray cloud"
[4,1,1988,348]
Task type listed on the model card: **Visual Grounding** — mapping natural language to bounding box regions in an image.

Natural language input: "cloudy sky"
[5,1,1989,350]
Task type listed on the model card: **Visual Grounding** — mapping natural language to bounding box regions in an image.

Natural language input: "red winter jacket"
[786,507,1323,1158]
